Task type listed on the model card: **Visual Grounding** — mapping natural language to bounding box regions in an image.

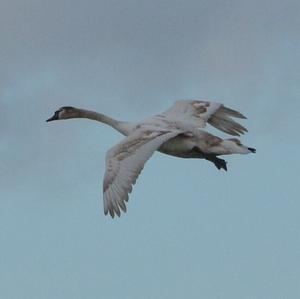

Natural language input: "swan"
[46,100,256,217]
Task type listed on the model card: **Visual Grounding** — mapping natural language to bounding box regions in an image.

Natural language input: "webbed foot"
[204,154,228,171]
[212,157,227,171]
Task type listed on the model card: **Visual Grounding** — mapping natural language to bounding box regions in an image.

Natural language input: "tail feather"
[248,147,256,153]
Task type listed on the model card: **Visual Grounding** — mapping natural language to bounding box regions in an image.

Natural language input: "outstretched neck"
[74,108,133,135]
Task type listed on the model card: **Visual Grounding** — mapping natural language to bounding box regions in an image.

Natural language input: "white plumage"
[47,99,255,217]
[163,100,248,135]
[103,128,181,217]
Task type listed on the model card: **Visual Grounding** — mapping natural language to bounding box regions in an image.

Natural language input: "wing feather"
[163,100,248,136]
[103,127,181,217]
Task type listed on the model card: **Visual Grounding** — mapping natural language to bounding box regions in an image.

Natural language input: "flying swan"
[47,100,255,217]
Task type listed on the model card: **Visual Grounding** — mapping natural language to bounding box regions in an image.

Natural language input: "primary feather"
[103,128,182,217]
[163,100,247,136]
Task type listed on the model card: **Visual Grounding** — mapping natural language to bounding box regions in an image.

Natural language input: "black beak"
[46,111,59,122]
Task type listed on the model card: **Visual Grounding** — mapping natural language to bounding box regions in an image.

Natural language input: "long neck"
[74,108,133,136]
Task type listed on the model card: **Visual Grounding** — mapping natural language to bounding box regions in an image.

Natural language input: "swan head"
[224,138,256,154]
[46,106,77,122]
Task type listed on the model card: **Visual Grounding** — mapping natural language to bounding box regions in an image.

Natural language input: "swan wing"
[103,127,182,217]
[163,100,248,136]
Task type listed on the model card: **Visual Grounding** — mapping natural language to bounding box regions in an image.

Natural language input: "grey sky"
[1,0,300,298]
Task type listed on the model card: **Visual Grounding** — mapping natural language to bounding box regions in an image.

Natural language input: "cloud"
[1,1,300,298]
[1,0,299,190]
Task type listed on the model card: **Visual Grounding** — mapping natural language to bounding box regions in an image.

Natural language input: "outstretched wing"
[163,100,247,136]
[103,127,181,218]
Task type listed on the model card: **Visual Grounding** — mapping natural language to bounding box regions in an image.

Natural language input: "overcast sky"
[1,0,300,298]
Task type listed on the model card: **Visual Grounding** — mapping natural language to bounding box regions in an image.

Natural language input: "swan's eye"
[55,110,61,117]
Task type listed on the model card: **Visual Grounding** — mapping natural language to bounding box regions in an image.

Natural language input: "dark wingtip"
[248,147,256,153]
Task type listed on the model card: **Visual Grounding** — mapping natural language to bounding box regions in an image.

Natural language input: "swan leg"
[204,154,227,171]
[192,147,227,171]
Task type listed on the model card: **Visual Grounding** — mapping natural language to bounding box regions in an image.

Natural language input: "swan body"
[47,99,255,217]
